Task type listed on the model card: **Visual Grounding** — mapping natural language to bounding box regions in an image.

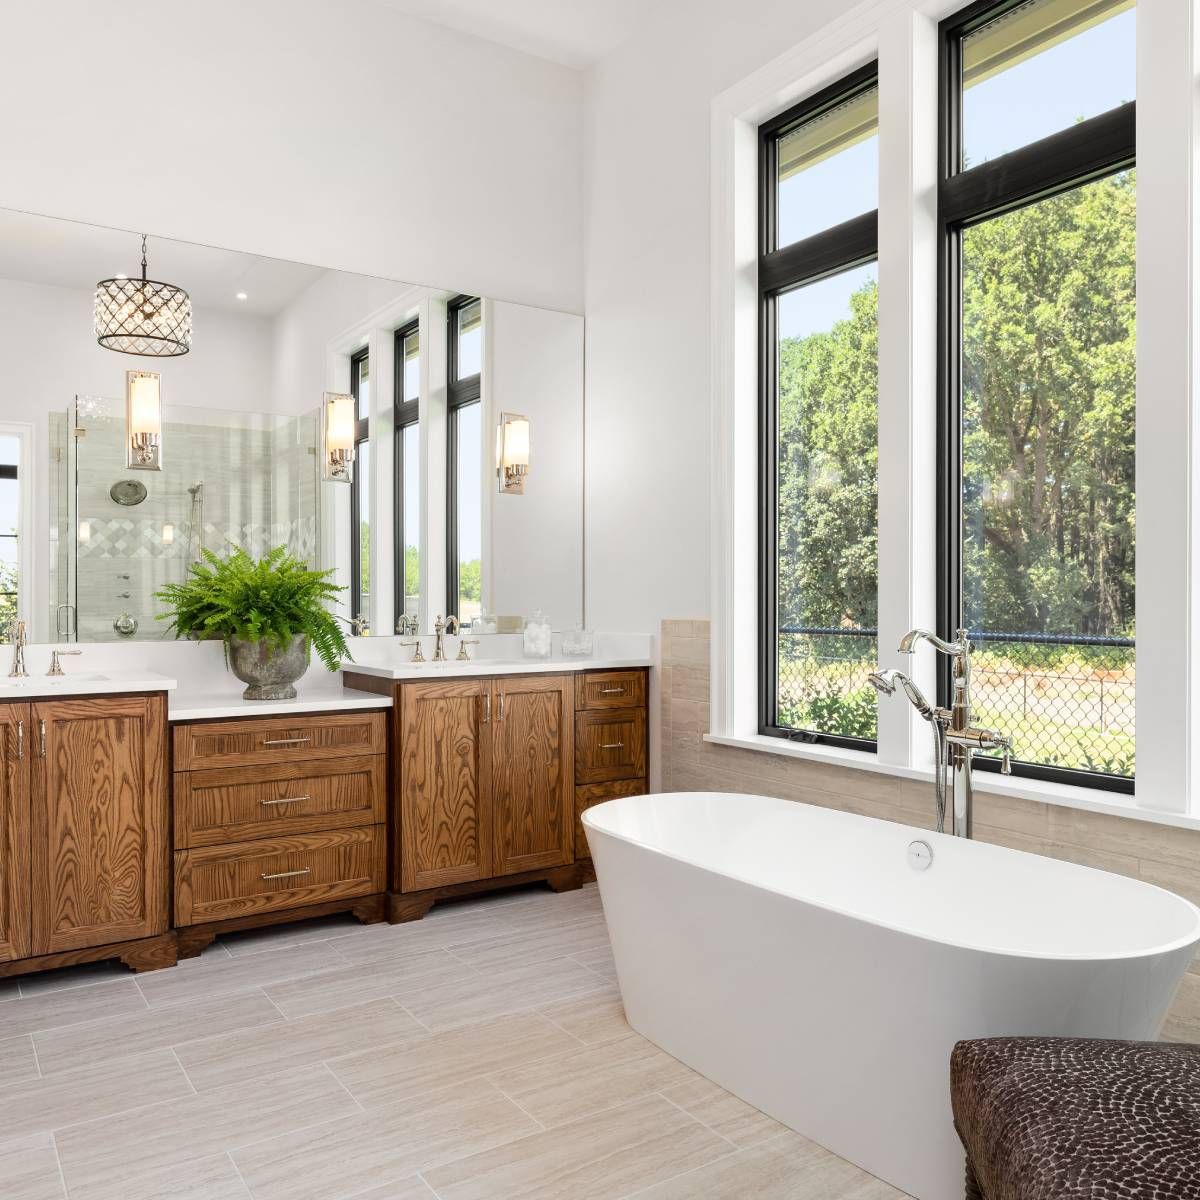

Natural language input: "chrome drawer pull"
[37,720,46,759]
[260,795,310,806]
[15,720,22,761]
[482,693,491,723]
[261,737,312,747]
[600,742,625,750]
[600,687,626,695]
[261,868,312,881]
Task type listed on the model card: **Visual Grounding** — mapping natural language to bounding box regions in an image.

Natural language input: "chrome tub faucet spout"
[869,628,1013,838]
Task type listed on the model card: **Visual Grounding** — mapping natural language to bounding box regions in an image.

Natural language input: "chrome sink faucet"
[869,628,1012,838]
[433,615,459,663]
[7,620,27,679]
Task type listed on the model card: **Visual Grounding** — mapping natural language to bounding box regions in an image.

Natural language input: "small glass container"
[562,625,594,657]
[522,610,553,659]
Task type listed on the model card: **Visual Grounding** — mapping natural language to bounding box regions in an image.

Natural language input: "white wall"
[0,0,584,314]
[581,0,851,634]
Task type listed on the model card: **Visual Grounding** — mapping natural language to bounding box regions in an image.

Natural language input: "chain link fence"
[777,627,1134,777]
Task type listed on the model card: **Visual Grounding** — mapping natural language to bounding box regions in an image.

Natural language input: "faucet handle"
[48,649,82,677]
[400,639,426,663]
[457,638,479,662]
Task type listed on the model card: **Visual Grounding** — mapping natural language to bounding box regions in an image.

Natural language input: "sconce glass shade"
[322,391,356,482]
[126,370,163,471]
[95,237,191,357]
[498,412,530,494]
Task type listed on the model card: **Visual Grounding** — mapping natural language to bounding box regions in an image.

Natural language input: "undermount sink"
[0,673,110,688]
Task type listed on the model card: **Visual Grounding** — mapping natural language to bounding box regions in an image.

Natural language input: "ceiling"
[0,210,328,317]
[367,0,653,68]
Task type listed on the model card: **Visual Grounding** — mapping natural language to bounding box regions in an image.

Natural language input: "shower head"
[867,668,934,720]
[187,482,204,496]
[867,670,897,696]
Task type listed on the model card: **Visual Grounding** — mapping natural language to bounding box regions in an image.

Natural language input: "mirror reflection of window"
[0,434,18,630]
[395,322,421,627]
[350,348,371,629]
[447,297,482,626]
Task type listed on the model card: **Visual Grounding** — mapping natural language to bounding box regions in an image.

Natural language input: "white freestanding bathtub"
[584,791,1200,1200]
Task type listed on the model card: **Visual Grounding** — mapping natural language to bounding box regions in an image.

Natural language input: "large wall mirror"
[0,209,584,643]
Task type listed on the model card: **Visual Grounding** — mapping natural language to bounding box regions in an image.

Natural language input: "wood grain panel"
[574,670,647,711]
[398,679,491,891]
[30,695,168,954]
[174,755,385,848]
[174,826,385,925]
[0,704,30,961]
[492,675,573,877]
[575,778,647,858]
[574,708,647,784]
[173,711,385,770]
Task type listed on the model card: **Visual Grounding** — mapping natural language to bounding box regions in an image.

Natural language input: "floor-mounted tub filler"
[584,791,1200,1200]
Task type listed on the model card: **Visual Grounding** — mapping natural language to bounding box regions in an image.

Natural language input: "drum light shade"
[94,235,192,357]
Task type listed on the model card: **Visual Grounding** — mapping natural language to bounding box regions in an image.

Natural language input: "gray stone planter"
[228,634,309,700]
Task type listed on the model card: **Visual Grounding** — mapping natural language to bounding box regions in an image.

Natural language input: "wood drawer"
[574,670,646,711]
[575,778,646,858]
[174,756,386,849]
[173,711,386,771]
[174,826,385,926]
[575,708,647,784]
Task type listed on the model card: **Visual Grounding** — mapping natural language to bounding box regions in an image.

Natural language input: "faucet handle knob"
[457,638,479,662]
[1001,741,1013,775]
[400,639,426,663]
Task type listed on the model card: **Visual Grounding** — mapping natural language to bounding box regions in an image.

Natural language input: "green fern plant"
[155,545,351,673]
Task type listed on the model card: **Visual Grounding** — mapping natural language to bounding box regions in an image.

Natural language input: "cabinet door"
[398,679,492,891]
[30,695,168,954]
[0,704,30,961]
[492,675,573,877]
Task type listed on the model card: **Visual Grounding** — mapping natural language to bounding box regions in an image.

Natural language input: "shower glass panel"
[49,397,321,642]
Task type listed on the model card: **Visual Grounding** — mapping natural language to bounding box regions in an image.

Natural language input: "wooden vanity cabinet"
[375,666,647,922]
[0,704,30,962]
[0,694,173,977]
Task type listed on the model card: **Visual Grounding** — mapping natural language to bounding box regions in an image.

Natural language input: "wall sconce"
[497,412,530,495]
[161,522,175,546]
[126,370,163,470]
[78,520,91,544]
[322,391,356,482]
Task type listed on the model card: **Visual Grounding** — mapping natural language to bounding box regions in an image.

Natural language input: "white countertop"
[0,671,177,701]
[168,685,391,722]
[341,654,651,681]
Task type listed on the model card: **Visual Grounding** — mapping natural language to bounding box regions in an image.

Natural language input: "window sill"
[702,732,1200,832]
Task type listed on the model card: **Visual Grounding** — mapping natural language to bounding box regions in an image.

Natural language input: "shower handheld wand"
[868,630,1012,838]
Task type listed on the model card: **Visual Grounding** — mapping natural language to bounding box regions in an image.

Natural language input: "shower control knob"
[112,612,138,638]
[907,840,934,871]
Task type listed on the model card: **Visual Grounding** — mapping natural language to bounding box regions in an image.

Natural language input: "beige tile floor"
[0,884,906,1199]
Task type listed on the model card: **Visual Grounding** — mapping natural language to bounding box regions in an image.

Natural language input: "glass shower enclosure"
[50,397,322,642]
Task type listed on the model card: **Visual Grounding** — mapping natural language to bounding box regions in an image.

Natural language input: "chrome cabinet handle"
[482,693,491,723]
[600,687,626,695]
[15,720,22,761]
[601,742,625,750]
[497,691,505,721]
[260,795,310,807]
[261,868,312,881]
[262,737,312,747]
[37,720,46,759]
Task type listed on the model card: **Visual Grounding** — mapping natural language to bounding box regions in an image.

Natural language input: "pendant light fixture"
[94,234,192,357]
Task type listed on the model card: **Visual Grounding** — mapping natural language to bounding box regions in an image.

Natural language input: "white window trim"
[709,0,1200,818]
[0,421,33,632]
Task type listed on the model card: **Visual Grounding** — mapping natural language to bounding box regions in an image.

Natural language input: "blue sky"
[779,8,1135,342]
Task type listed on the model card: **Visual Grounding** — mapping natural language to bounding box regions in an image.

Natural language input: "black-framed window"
[759,64,880,749]
[446,296,482,624]
[939,0,1136,791]
[349,347,371,630]
[394,320,420,630]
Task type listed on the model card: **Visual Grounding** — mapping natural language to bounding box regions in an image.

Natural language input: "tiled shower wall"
[661,618,1200,1041]
[50,407,319,641]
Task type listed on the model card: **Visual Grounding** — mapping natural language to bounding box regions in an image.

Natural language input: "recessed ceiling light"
[235,291,248,300]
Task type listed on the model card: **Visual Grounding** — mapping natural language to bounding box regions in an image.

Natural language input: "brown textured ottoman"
[950,1037,1200,1199]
